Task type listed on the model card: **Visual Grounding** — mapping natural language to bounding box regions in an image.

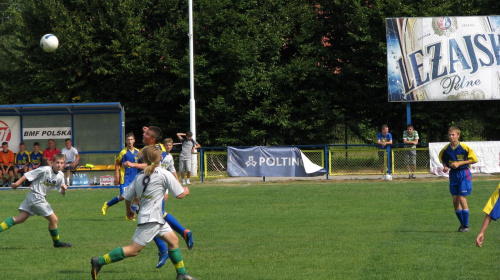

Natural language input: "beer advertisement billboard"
[386,16,500,101]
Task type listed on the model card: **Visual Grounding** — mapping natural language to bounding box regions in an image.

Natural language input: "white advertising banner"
[22,127,72,140]
[429,141,500,176]
[0,116,21,152]
[386,16,500,101]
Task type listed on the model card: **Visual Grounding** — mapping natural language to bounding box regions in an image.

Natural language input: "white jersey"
[160,153,176,173]
[61,147,78,163]
[24,166,65,196]
[123,168,184,225]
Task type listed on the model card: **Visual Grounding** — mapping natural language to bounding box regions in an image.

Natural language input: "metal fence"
[390,147,430,175]
[76,145,431,182]
[200,144,430,181]
[329,146,384,175]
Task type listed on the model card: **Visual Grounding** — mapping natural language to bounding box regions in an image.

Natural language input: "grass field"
[2,176,500,279]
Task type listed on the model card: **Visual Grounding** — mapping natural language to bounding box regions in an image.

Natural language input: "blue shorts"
[449,169,472,196]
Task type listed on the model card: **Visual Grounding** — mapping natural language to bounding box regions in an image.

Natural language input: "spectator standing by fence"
[377,125,392,174]
[176,131,201,185]
[403,124,419,179]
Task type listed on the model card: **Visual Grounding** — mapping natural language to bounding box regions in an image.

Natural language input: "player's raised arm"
[177,132,186,141]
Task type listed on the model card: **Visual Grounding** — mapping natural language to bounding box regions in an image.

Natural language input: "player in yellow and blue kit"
[29,142,43,170]
[476,183,500,247]
[102,133,140,216]
[14,142,31,181]
[439,126,478,232]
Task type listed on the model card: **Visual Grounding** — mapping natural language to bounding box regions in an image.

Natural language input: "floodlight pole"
[188,0,196,139]
[188,0,199,177]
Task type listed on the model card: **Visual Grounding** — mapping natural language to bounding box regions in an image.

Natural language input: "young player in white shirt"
[0,153,71,248]
[91,145,196,280]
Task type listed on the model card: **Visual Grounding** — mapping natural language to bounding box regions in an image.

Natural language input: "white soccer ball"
[40,34,59,52]
[382,174,393,181]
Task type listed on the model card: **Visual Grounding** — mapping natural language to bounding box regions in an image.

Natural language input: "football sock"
[455,210,465,226]
[164,213,186,235]
[0,217,15,232]
[49,228,61,246]
[462,209,470,227]
[153,236,168,254]
[107,196,120,207]
[169,248,187,275]
[99,247,125,266]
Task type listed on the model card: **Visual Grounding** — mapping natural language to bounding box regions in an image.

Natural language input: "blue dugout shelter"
[0,103,124,186]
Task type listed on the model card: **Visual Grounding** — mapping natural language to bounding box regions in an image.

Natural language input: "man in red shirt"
[42,139,60,166]
[1,142,15,187]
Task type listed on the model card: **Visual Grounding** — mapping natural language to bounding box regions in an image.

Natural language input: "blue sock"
[107,196,120,207]
[165,213,186,235]
[153,236,168,254]
[455,210,464,226]
[462,209,469,227]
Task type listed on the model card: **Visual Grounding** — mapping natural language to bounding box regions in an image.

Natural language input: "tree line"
[1,0,500,146]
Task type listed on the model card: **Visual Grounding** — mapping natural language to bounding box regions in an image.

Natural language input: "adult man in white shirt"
[61,138,80,185]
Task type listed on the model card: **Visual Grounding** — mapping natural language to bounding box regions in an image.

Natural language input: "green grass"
[2,177,500,279]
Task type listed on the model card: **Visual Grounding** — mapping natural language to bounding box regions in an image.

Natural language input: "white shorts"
[18,192,54,217]
[179,159,192,173]
[132,222,173,247]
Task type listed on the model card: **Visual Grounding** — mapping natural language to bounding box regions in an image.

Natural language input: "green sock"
[99,247,125,266]
[0,217,15,232]
[49,228,61,245]
[169,248,187,275]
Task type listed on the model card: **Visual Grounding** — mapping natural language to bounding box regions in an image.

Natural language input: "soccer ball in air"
[40,34,59,52]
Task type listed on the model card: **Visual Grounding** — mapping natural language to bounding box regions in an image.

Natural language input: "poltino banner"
[386,16,500,101]
[227,146,326,177]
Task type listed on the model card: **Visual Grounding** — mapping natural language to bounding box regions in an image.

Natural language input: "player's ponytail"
[138,145,162,176]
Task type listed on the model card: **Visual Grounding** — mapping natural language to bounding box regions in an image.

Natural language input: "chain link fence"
[302,150,324,167]
[201,146,431,178]
[390,148,430,175]
[329,147,384,175]
[204,151,228,178]
[75,146,432,180]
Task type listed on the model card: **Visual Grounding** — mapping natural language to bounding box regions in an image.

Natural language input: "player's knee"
[169,233,180,247]
[49,214,59,225]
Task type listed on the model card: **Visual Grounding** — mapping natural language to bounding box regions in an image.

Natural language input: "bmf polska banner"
[227,146,326,177]
[386,16,500,101]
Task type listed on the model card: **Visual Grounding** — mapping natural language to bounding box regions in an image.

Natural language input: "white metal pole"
[188,0,196,139]
[188,0,198,176]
